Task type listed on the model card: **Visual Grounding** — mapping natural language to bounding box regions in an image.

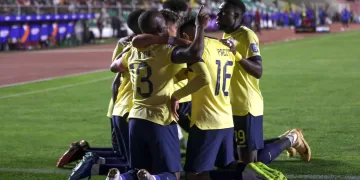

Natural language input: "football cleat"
[280,130,298,157]
[242,162,287,180]
[68,152,99,180]
[137,169,153,180]
[57,141,84,167]
[292,129,311,162]
[106,168,122,180]
[286,147,297,157]
[79,140,90,149]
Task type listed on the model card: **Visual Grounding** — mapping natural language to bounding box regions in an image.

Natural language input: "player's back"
[126,44,184,125]
[190,37,240,130]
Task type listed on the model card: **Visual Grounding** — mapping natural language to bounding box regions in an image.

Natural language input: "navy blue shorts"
[112,114,129,161]
[185,126,235,173]
[177,102,191,132]
[129,119,182,174]
[233,114,264,151]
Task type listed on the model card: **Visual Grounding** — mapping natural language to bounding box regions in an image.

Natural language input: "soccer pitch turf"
[1,31,360,180]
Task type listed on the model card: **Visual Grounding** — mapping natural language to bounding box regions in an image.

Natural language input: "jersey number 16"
[215,60,233,96]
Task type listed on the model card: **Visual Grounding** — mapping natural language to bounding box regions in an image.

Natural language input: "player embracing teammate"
[56,1,312,180]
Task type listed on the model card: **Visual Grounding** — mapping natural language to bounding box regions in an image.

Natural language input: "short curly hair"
[160,9,182,25]
[178,16,195,36]
[127,9,146,34]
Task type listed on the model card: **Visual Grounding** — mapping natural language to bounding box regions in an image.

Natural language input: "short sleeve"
[234,51,243,62]
[111,43,125,62]
[245,31,262,61]
[121,49,131,68]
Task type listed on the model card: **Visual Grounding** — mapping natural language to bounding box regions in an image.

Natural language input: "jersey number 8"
[129,62,153,98]
[215,60,233,96]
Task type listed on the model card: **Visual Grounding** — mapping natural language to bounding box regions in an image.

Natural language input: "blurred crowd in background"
[1,0,359,51]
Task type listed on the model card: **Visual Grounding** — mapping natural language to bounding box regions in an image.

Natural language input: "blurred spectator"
[318,8,326,25]
[97,14,104,40]
[283,11,290,27]
[341,7,351,30]
[255,9,261,33]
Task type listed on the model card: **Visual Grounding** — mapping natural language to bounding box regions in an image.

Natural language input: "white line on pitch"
[0,76,113,100]
[286,174,360,180]
[0,69,108,89]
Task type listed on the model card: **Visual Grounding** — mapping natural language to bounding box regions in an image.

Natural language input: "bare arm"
[112,73,122,103]
[118,35,134,46]
[110,47,131,73]
[110,56,127,73]
[239,57,263,79]
[132,34,191,48]
[171,6,210,64]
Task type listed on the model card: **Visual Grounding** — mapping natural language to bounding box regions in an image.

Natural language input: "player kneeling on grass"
[59,9,147,180]
[125,7,287,180]
[106,9,211,180]
[216,0,311,164]
[176,15,287,180]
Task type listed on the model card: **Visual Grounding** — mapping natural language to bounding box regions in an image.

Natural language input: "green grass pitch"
[1,31,360,180]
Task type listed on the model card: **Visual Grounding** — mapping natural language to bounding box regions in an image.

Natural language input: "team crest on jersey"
[250,43,259,53]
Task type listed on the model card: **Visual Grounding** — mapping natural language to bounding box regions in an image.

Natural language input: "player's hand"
[170,95,180,121]
[220,38,236,55]
[195,5,210,28]
[182,33,191,41]
[118,35,132,46]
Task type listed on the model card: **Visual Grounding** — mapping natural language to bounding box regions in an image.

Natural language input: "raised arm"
[171,6,210,64]
[110,47,131,73]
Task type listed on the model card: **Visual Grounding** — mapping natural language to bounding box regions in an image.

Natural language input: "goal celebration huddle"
[56,0,311,179]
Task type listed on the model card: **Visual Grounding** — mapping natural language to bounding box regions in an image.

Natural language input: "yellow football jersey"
[107,43,133,118]
[190,37,241,130]
[223,26,264,116]
[112,46,134,117]
[106,99,114,118]
[125,44,184,125]
[106,42,125,118]
[112,41,125,62]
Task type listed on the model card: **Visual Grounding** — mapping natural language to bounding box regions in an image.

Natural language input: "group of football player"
[56,0,311,180]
